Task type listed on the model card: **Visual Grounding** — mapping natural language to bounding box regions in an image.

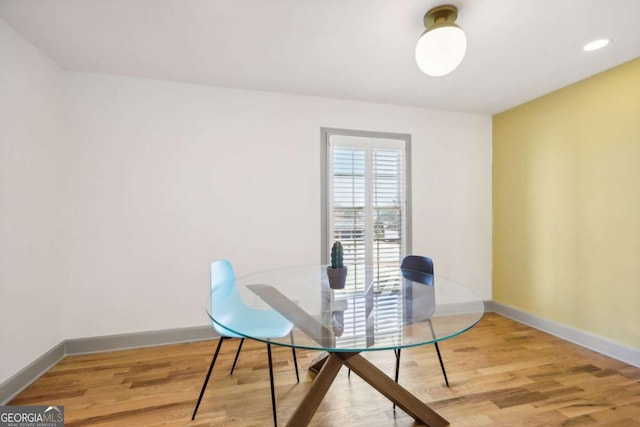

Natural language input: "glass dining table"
[207,264,484,427]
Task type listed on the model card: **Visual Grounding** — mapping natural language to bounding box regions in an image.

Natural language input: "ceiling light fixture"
[415,4,467,77]
[583,38,610,52]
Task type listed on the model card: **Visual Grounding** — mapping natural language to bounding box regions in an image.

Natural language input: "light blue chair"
[191,260,299,426]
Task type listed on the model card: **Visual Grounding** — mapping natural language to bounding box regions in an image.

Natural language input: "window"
[321,128,411,272]
[321,128,411,347]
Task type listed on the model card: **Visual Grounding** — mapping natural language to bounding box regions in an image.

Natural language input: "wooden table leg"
[288,352,449,427]
[308,351,329,373]
[285,353,344,426]
[339,352,449,427]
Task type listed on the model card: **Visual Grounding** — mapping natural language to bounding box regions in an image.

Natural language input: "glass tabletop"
[207,264,484,352]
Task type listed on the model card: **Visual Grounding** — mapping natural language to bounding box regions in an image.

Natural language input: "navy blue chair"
[398,255,449,388]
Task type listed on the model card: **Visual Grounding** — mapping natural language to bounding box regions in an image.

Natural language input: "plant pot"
[327,266,348,289]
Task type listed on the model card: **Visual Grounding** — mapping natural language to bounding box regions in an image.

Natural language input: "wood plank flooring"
[9,313,640,426]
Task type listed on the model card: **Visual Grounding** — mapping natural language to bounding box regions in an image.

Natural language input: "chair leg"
[230,338,245,375]
[192,337,226,420]
[433,342,449,387]
[267,342,278,427]
[394,349,401,383]
[393,348,401,410]
[428,319,449,387]
[289,332,299,383]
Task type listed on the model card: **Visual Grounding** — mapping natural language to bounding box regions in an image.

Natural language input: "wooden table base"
[286,352,449,427]
[247,284,449,427]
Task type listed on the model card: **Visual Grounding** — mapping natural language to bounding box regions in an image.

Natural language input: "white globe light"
[416,25,467,77]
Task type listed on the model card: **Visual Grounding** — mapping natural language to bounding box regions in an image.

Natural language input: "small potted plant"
[327,241,348,289]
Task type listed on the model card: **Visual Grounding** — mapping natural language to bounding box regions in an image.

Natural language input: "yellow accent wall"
[493,58,640,348]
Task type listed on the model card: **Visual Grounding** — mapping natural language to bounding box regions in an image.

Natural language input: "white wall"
[64,73,492,340]
[0,19,67,383]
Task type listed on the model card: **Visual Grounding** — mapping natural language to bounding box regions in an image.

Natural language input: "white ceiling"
[1,0,639,114]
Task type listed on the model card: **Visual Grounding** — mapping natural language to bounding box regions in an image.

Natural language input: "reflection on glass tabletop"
[207,264,484,352]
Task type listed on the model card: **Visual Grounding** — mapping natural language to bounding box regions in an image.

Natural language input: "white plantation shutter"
[322,129,411,348]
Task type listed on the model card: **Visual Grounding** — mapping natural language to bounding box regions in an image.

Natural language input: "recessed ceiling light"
[583,38,610,51]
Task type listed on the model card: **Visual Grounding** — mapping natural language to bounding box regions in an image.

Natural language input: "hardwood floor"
[9,313,640,426]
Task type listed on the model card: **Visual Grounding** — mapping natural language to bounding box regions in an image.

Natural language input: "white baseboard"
[486,301,640,368]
